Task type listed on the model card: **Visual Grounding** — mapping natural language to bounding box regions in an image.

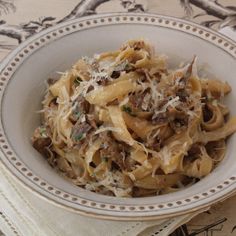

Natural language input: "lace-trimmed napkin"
[0,160,207,236]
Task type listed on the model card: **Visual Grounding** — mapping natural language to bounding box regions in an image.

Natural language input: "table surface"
[0,1,236,236]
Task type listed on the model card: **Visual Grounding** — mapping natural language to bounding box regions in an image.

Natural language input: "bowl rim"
[0,12,236,221]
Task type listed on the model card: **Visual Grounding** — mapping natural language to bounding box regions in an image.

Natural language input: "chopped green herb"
[74,133,84,141]
[74,111,81,119]
[122,105,132,114]
[39,127,47,138]
[91,173,96,177]
[122,105,137,117]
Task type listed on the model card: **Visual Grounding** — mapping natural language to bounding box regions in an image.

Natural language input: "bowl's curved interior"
[1,15,236,218]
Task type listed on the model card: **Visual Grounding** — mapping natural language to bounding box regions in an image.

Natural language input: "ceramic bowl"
[0,13,236,221]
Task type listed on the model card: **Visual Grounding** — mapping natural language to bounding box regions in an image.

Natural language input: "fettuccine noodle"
[32,40,236,197]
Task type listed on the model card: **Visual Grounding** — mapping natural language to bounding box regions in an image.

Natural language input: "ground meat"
[202,103,213,122]
[176,88,189,102]
[110,71,120,79]
[70,95,90,122]
[32,137,51,156]
[100,139,125,170]
[169,117,188,133]
[97,76,109,85]
[167,107,188,133]
[118,143,135,171]
[86,114,97,129]
[145,138,161,151]
[111,161,122,171]
[111,61,135,79]
[129,92,148,110]
[99,133,132,171]
[71,121,92,144]
[152,113,168,125]
[31,126,52,156]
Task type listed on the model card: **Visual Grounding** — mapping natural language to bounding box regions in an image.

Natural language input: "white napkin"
[0,161,206,236]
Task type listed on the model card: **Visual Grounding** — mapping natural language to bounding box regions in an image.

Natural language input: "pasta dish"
[32,40,236,197]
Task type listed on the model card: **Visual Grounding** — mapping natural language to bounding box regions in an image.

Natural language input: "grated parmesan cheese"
[99,59,114,71]
[152,128,160,139]
[94,54,100,60]
[82,56,96,65]
[160,146,172,166]
[94,126,121,135]
[141,93,151,110]
[145,72,164,109]
[153,96,180,118]
[119,96,129,107]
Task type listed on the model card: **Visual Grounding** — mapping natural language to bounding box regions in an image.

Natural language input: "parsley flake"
[122,105,136,116]
[74,133,84,141]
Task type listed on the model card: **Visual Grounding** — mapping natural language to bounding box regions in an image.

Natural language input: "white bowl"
[0,13,236,221]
